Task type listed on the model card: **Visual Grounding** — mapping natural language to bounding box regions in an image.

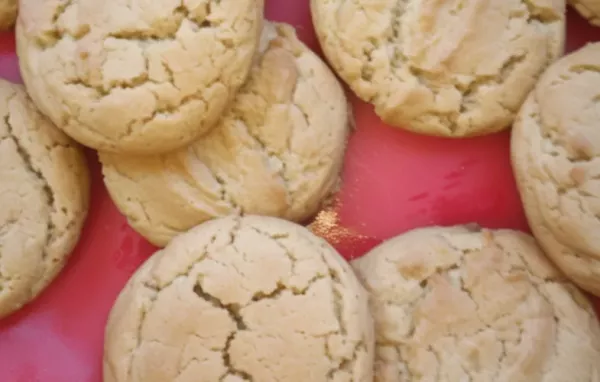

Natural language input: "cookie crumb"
[570,165,588,185]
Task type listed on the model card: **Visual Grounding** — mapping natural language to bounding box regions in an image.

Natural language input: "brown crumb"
[570,165,587,185]
[567,131,594,159]
[308,207,366,245]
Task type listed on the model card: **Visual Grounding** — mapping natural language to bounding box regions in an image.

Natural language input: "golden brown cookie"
[0,78,90,318]
[103,215,374,382]
[0,0,17,30]
[511,42,600,296]
[311,0,566,137]
[352,226,600,382]
[16,0,264,154]
[570,0,600,26]
[99,22,350,247]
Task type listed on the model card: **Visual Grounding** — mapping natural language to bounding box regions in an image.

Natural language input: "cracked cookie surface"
[15,0,264,154]
[103,215,374,382]
[511,42,600,296]
[99,22,350,247]
[311,0,565,137]
[351,226,600,382]
[569,0,600,25]
[0,0,16,30]
[0,79,90,318]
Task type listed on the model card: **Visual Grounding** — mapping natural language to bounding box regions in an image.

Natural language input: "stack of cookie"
[3,0,600,380]
[0,0,91,324]
[15,0,350,249]
[308,0,600,380]
[6,0,365,380]
[97,22,350,247]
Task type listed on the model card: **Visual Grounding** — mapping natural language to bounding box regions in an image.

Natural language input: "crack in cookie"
[352,226,600,382]
[103,215,374,382]
[511,42,600,296]
[311,0,565,137]
[0,79,89,318]
[98,22,350,248]
[16,0,264,154]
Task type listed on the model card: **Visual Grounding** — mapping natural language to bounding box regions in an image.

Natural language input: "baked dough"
[15,0,264,154]
[511,42,600,296]
[99,22,350,247]
[0,0,16,30]
[0,78,89,318]
[352,226,600,382]
[103,215,374,382]
[310,0,566,137]
[570,0,600,26]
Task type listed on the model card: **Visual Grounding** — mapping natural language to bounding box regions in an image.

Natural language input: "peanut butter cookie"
[352,226,600,382]
[16,0,264,154]
[311,0,565,137]
[103,215,374,382]
[512,42,600,296]
[99,22,350,247]
[0,79,89,318]
[0,0,16,30]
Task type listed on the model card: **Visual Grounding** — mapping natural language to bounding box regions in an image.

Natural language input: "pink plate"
[0,2,599,381]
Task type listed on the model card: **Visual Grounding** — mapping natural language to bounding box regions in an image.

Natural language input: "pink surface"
[0,2,598,381]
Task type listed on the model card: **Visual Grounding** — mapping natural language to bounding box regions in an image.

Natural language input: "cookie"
[352,226,600,381]
[570,0,600,26]
[103,215,374,382]
[310,0,566,137]
[99,22,350,247]
[15,0,264,154]
[0,0,17,30]
[0,79,89,318]
[511,42,600,296]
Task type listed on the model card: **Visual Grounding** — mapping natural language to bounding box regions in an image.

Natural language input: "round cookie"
[352,226,600,382]
[570,0,600,26]
[0,0,17,30]
[0,79,89,318]
[310,0,566,137]
[511,42,600,296]
[15,0,264,154]
[99,22,350,247]
[103,215,374,382]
